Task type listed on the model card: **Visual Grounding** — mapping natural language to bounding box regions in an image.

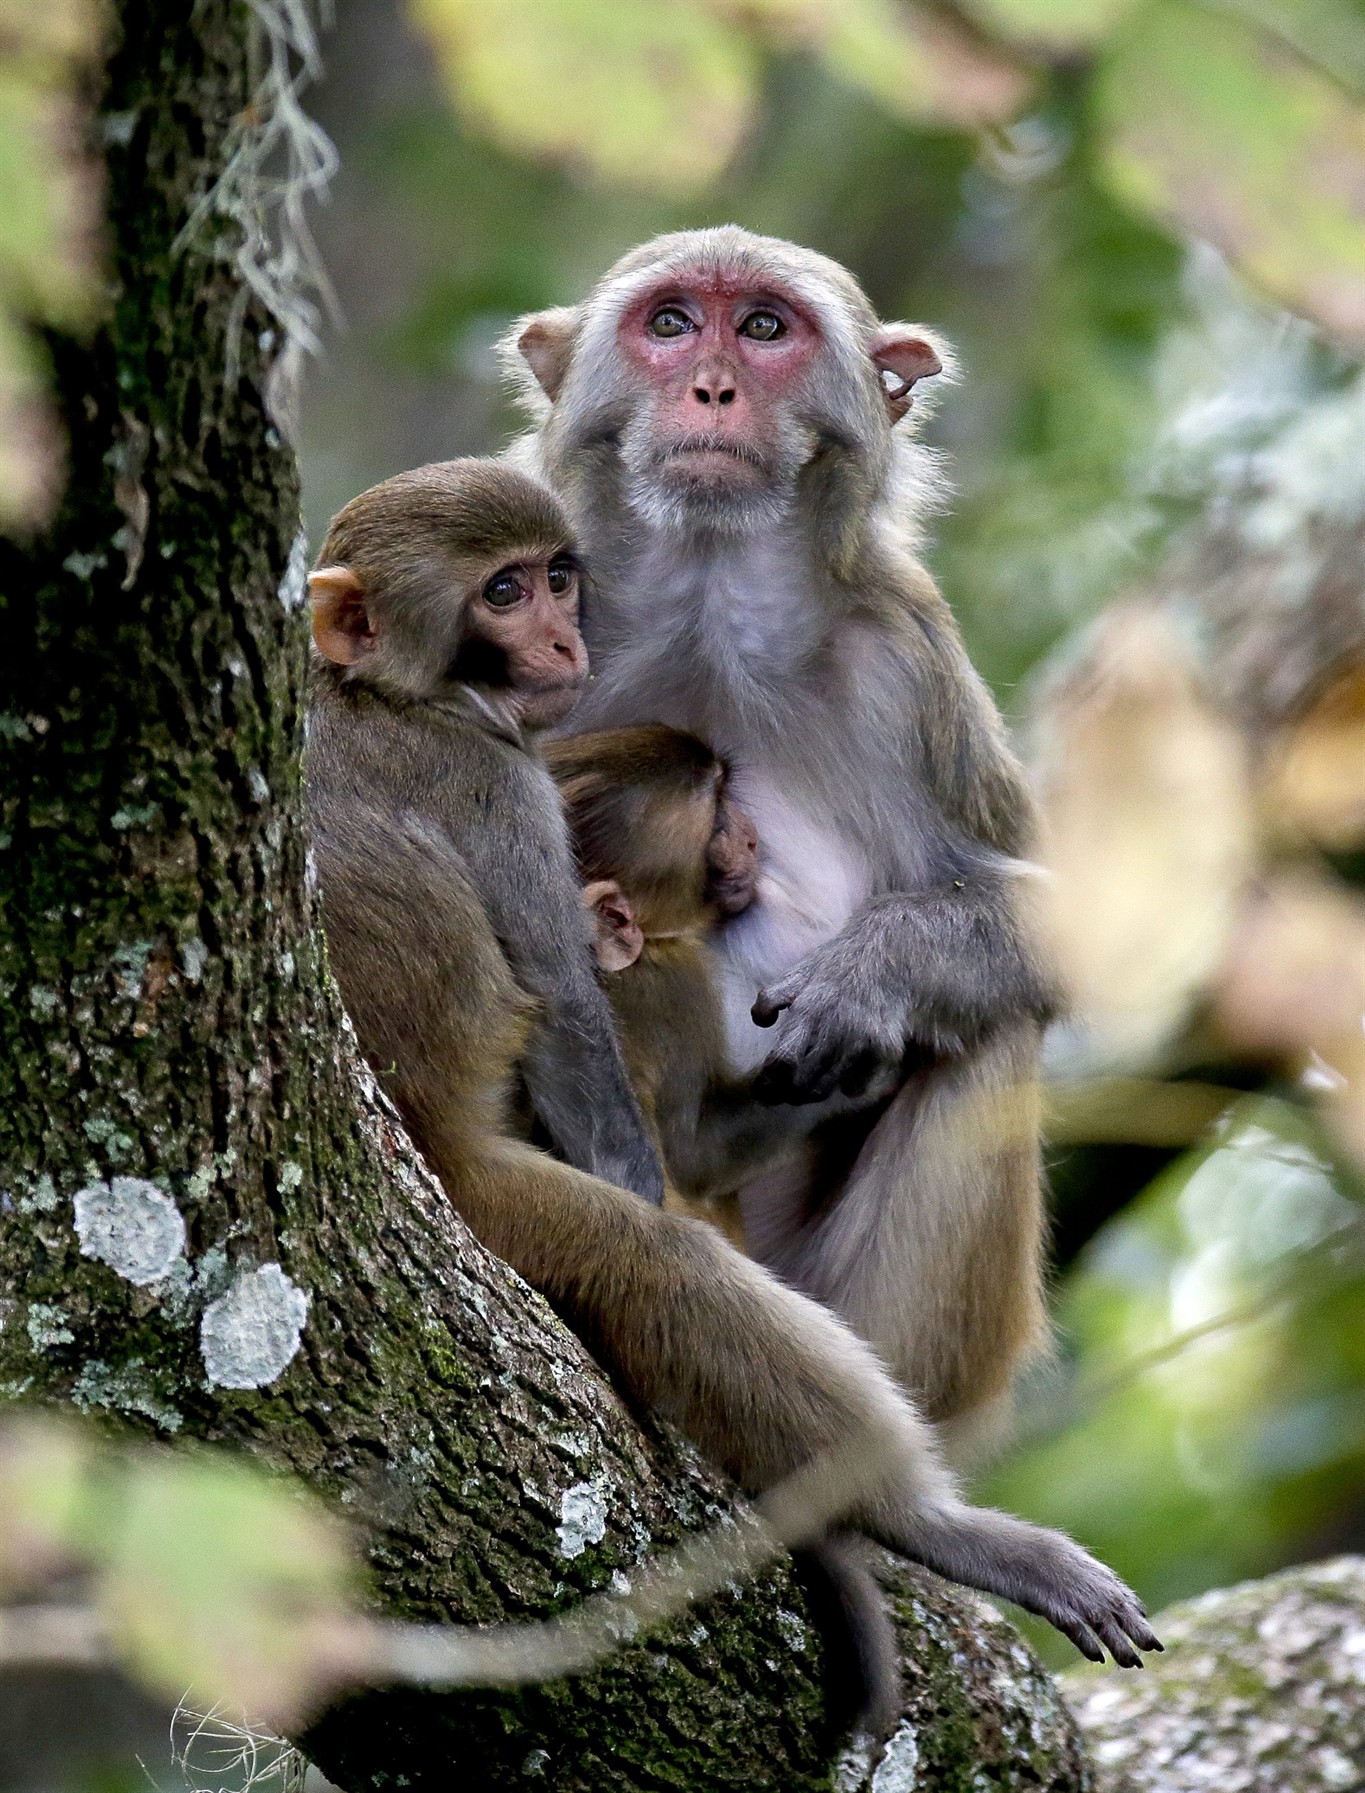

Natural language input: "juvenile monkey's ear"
[869,326,947,423]
[516,307,580,403]
[582,879,644,973]
[309,565,377,667]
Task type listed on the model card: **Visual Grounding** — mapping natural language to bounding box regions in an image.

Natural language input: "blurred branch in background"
[401,0,1365,343]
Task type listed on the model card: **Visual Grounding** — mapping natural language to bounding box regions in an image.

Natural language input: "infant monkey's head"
[308,459,588,729]
[544,725,760,972]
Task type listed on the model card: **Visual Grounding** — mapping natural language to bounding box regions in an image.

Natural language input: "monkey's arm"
[520,1001,666,1204]
[751,866,1055,1105]
[454,810,666,1204]
[668,1071,888,1197]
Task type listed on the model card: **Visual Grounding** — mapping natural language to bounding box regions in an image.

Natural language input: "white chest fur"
[581,524,879,1068]
[715,770,871,1071]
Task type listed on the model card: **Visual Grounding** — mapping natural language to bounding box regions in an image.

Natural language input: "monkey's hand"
[750,890,1055,1105]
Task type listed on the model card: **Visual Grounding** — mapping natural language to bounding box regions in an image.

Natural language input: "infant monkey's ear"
[582,879,643,973]
[309,565,376,666]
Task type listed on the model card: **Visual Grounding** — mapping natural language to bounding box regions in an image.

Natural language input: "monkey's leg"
[662,1184,748,1251]
[746,1023,1048,1427]
[420,1132,1157,1667]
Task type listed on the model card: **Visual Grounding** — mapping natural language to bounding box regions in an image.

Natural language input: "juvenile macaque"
[306,458,663,1204]
[546,724,883,1241]
[506,228,1055,1431]
[305,460,1157,1725]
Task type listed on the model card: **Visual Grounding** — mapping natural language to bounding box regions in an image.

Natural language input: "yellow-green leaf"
[1033,603,1256,1062]
[0,0,103,530]
[0,1413,93,1594]
[1096,1,1365,346]
[0,75,98,322]
[409,0,758,194]
[961,0,1139,51]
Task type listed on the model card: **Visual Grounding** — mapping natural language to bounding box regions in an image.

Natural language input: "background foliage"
[2,0,1363,1709]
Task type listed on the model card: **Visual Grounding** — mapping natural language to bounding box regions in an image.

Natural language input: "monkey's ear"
[309,565,378,666]
[869,326,946,423]
[516,307,580,403]
[583,879,644,973]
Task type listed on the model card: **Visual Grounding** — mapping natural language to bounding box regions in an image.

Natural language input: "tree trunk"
[0,5,1094,1788]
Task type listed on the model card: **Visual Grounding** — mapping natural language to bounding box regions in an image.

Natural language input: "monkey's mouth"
[661,437,768,476]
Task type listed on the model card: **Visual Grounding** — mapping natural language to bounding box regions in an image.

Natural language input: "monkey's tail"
[792,1535,900,1745]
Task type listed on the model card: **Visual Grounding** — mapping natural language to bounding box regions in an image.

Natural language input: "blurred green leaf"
[812,0,1031,128]
[1221,0,1365,93]
[0,1414,362,1728]
[0,1412,92,1593]
[409,0,759,193]
[97,1448,361,1725]
[1096,1,1365,345]
[0,75,94,321]
[0,0,103,528]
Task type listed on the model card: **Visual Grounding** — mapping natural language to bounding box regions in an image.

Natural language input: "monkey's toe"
[1073,1582,1162,1668]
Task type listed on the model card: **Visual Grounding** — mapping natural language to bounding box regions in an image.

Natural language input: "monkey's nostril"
[718,389,736,406]
[694,387,711,404]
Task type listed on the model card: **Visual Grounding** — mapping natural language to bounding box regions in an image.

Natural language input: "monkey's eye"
[739,311,784,341]
[547,559,576,596]
[482,572,525,609]
[648,307,694,339]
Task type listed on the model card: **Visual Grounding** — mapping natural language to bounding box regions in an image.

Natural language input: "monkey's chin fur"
[627,462,794,538]
[519,681,588,730]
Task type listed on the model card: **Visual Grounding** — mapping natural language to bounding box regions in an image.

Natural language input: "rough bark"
[0,5,1093,1789]
[1067,1556,1365,1793]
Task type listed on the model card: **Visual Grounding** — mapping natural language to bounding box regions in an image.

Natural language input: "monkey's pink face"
[616,274,821,494]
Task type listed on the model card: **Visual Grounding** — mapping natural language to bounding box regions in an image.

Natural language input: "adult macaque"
[304,460,1157,1696]
[506,228,1054,1431]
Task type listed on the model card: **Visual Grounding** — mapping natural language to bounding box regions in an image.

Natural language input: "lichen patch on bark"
[73,1177,187,1285]
[200,1263,309,1390]
[556,1481,611,1559]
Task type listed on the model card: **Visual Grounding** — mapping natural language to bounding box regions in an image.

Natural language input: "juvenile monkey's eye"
[740,311,784,341]
[482,572,524,608]
[547,560,576,596]
[648,308,694,339]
